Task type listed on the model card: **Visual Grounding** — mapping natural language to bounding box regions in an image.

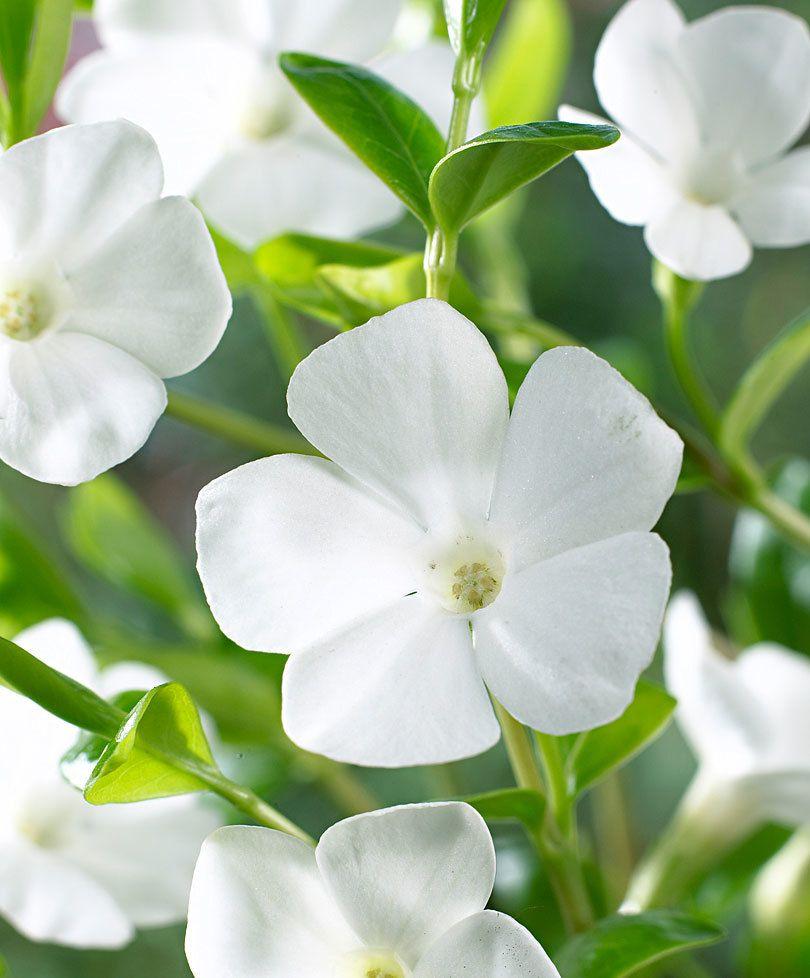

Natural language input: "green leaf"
[0,635,122,738]
[555,911,724,978]
[429,121,620,233]
[567,680,676,796]
[484,0,571,127]
[61,689,146,788]
[22,0,73,135]
[62,474,211,638]
[720,307,810,459]
[279,53,445,228]
[443,0,508,58]
[0,1,36,104]
[84,682,217,804]
[463,787,545,831]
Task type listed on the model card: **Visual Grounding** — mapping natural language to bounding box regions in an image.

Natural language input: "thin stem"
[493,698,545,794]
[535,732,572,839]
[165,390,319,458]
[750,483,810,552]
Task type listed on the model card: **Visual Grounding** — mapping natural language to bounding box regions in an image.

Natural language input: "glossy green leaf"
[567,680,676,796]
[62,474,211,638]
[61,689,146,789]
[443,0,508,57]
[279,53,445,228]
[555,910,724,978]
[463,787,545,830]
[22,0,73,135]
[720,307,810,459]
[0,635,122,738]
[84,682,217,804]
[0,1,35,102]
[429,121,620,233]
[484,0,572,127]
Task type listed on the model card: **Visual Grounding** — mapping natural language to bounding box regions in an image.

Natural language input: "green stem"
[165,390,319,458]
[535,731,572,838]
[749,482,810,552]
[493,698,545,794]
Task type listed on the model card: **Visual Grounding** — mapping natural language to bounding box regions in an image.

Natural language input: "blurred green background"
[1,0,809,974]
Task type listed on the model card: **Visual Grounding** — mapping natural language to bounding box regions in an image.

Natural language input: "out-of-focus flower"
[196,299,682,767]
[560,0,810,281]
[186,801,560,978]
[0,120,230,485]
[0,619,221,949]
[664,591,810,831]
[59,0,474,249]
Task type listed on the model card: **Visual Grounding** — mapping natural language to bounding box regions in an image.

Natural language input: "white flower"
[196,299,682,767]
[0,619,222,949]
[58,0,469,249]
[560,0,810,281]
[186,801,560,978]
[0,120,230,486]
[664,591,810,834]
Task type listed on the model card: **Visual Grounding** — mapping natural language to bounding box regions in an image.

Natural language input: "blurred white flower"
[0,120,230,486]
[196,299,682,767]
[665,591,810,835]
[186,801,560,978]
[560,0,810,281]
[59,0,473,249]
[0,619,221,949]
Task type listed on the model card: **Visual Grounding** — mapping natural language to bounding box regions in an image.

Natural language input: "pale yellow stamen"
[451,560,500,612]
[0,286,41,340]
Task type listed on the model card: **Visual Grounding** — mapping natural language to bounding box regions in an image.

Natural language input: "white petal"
[0,121,162,271]
[198,137,401,250]
[644,197,752,281]
[186,826,354,978]
[94,0,273,49]
[0,332,166,486]
[736,770,810,828]
[196,454,423,653]
[60,799,221,929]
[593,0,699,164]
[316,803,495,965]
[0,842,132,948]
[736,643,810,773]
[58,44,249,196]
[67,196,230,377]
[663,591,767,772]
[559,106,677,226]
[282,594,499,766]
[414,910,560,978]
[12,618,97,687]
[678,7,810,167]
[269,0,401,62]
[96,661,169,698]
[475,532,671,734]
[288,299,509,531]
[489,346,682,570]
[732,147,810,248]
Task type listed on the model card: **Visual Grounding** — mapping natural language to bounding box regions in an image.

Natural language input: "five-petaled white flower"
[0,120,231,486]
[560,0,810,281]
[59,0,469,249]
[186,801,560,978]
[196,299,683,767]
[0,619,221,949]
[664,591,810,838]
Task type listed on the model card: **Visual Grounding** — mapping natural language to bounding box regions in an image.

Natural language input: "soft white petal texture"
[196,455,422,653]
[475,532,671,734]
[414,910,560,978]
[593,0,698,163]
[268,0,402,62]
[58,44,246,196]
[282,595,499,766]
[186,826,355,978]
[0,333,166,486]
[558,105,676,226]
[644,197,752,281]
[13,619,96,687]
[678,7,810,168]
[736,770,810,828]
[198,137,401,250]
[733,147,810,247]
[288,299,509,530]
[0,121,163,270]
[316,803,495,965]
[490,346,682,570]
[68,195,231,377]
[96,661,170,698]
[664,593,767,771]
[0,842,133,948]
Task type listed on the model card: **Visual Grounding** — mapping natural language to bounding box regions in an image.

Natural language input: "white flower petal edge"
[0,121,231,485]
[562,0,810,280]
[0,619,221,948]
[185,803,559,978]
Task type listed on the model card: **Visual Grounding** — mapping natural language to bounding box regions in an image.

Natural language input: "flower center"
[675,148,745,206]
[0,285,43,340]
[337,949,409,978]
[423,532,506,615]
[451,561,501,612]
